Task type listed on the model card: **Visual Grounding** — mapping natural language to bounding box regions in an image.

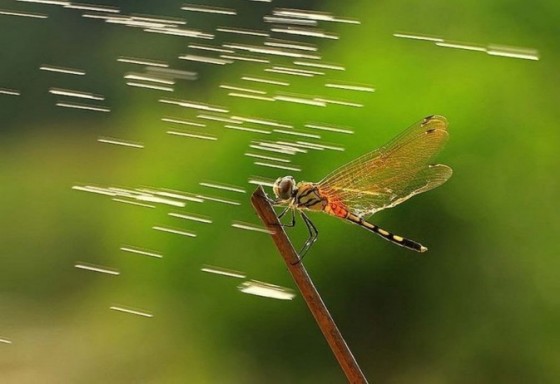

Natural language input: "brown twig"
[251,186,369,384]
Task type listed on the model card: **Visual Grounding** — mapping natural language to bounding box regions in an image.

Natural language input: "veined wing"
[317,115,452,217]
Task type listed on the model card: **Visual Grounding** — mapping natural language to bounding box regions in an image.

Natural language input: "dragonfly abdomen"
[346,213,427,252]
[324,200,350,218]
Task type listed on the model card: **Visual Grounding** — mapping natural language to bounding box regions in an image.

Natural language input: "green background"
[1,0,559,382]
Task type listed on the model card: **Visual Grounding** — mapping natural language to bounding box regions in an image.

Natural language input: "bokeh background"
[1,0,559,383]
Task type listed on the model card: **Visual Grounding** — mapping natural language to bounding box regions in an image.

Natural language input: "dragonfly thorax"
[273,176,297,200]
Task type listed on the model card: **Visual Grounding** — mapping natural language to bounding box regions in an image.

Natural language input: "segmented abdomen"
[324,199,349,218]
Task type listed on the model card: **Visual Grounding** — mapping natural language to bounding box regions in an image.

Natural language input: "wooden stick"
[251,186,369,384]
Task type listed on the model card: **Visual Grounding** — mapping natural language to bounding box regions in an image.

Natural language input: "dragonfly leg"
[294,211,318,263]
[266,196,283,205]
[277,206,296,227]
[285,209,296,227]
[277,205,290,219]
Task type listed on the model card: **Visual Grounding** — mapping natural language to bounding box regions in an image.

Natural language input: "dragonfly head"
[273,176,296,200]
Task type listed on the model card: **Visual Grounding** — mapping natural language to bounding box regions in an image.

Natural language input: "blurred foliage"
[1,0,559,383]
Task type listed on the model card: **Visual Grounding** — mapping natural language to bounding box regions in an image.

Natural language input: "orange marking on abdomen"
[325,200,349,218]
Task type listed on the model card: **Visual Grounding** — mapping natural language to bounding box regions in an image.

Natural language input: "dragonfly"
[271,115,452,258]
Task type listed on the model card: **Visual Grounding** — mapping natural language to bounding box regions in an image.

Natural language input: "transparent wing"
[317,115,452,217]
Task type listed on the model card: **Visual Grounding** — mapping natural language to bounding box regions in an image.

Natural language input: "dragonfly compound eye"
[273,176,295,200]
